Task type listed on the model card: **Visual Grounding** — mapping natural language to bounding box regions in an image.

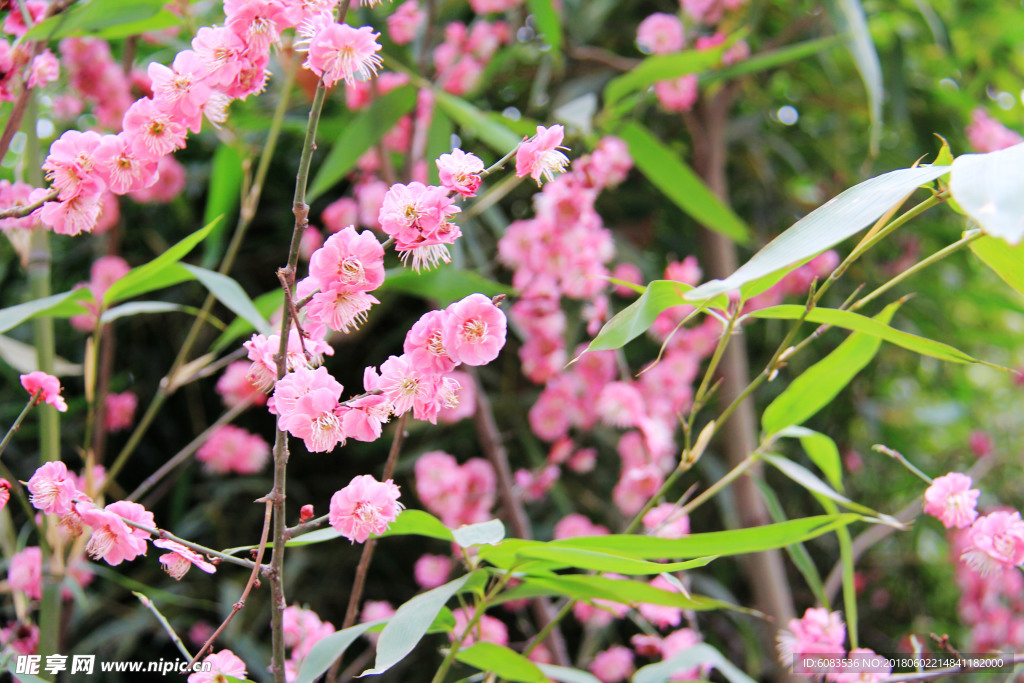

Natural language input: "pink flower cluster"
[189,650,247,683]
[20,371,67,412]
[378,181,462,272]
[329,474,403,543]
[516,125,571,186]
[950,525,1024,651]
[923,472,980,529]
[415,451,496,527]
[19,0,384,237]
[500,136,632,383]
[0,12,61,104]
[196,425,271,475]
[282,605,334,679]
[433,20,511,96]
[300,226,386,333]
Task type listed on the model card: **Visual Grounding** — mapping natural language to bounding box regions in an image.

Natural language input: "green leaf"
[99,301,199,324]
[634,643,755,683]
[535,665,601,683]
[295,620,382,683]
[761,454,895,523]
[380,265,507,306]
[619,122,750,243]
[825,0,884,155]
[684,165,950,301]
[452,519,505,548]
[456,643,552,683]
[777,426,844,493]
[507,574,728,611]
[748,304,978,364]
[24,0,167,40]
[0,288,93,335]
[183,265,271,334]
[363,573,475,675]
[706,36,841,84]
[379,509,455,542]
[512,546,715,575]
[584,280,702,353]
[91,8,182,39]
[308,85,419,201]
[285,527,343,547]
[970,234,1024,296]
[426,110,454,185]
[761,300,901,435]
[202,144,245,268]
[434,90,522,154]
[543,514,860,559]
[525,0,562,54]
[951,143,1024,245]
[604,48,725,110]
[104,220,219,305]
[211,289,284,353]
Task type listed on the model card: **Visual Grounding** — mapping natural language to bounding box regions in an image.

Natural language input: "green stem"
[113,514,257,570]
[850,229,982,313]
[430,574,512,683]
[134,592,192,661]
[0,394,39,461]
[677,452,760,517]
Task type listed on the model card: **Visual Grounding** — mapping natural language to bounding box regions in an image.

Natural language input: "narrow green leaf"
[585,280,698,353]
[285,527,343,547]
[434,90,522,154]
[604,48,725,110]
[951,143,1024,246]
[761,454,894,523]
[825,0,884,155]
[380,265,507,306]
[748,304,977,364]
[426,110,454,186]
[536,665,601,683]
[707,36,841,84]
[761,301,900,435]
[24,0,166,40]
[183,265,271,334]
[308,85,418,201]
[379,509,455,542]
[91,8,182,39]
[535,515,860,559]
[816,498,859,651]
[100,301,197,324]
[363,573,475,675]
[754,479,829,608]
[456,643,552,683]
[634,643,755,683]
[970,234,1024,296]
[452,519,505,548]
[777,426,844,493]
[513,546,715,575]
[104,220,219,305]
[684,165,949,301]
[202,144,245,268]
[525,0,562,54]
[211,289,284,353]
[0,288,92,335]
[510,574,728,611]
[296,620,382,683]
[620,122,750,242]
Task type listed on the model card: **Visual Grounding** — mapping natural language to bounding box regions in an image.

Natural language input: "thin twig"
[0,189,58,219]
[134,592,192,661]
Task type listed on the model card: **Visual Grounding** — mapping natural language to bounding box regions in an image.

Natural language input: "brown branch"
[0,189,57,219]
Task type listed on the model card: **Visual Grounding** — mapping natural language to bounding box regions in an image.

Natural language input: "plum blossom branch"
[110,513,257,571]
[0,189,57,219]
[134,592,192,661]
[0,391,41,461]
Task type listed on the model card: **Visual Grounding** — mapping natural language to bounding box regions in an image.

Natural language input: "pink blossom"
[438,369,476,423]
[321,197,359,232]
[28,50,59,89]
[304,22,383,88]
[515,465,560,502]
[283,604,335,659]
[309,226,385,292]
[966,108,1023,153]
[437,149,485,197]
[129,154,187,204]
[642,503,691,539]
[42,130,105,201]
[612,465,665,516]
[216,360,268,408]
[279,388,346,453]
[777,607,846,671]
[225,0,288,50]
[188,650,247,683]
[654,75,699,112]
[969,430,993,458]
[568,448,597,473]
[377,354,431,416]
[825,648,891,683]
[306,285,379,333]
[197,425,271,475]
[415,452,495,527]
[38,191,103,236]
[191,26,248,90]
[122,97,187,160]
[20,371,68,412]
[104,391,137,432]
[388,0,425,44]
[638,575,684,629]
[329,474,403,543]
[360,600,394,644]
[378,182,462,266]
[27,461,78,516]
[637,13,685,54]
[0,621,39,656]
[661,628,711,680]
[553,513,609,539]
[0,479,9,512]
[3,0,47,37]
[442,293,507,366]
[451,607,508,647]
[414,554,453,589]
[923,472,980,529]
[154,539,216,580]
[79,500,154,566]
[516,125,570,185]
[243,329,333,392]
[8,547,42,601]
[962,510,1024,576]
[148,49,213,133]
[94,133,159,195]
[404,309,457,374]
[590,646,634,683]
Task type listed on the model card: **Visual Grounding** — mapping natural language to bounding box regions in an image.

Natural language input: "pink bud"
[300,504,315,523]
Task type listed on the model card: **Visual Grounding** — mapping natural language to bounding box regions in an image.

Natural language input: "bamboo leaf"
[951,143,1024,245]
[684,165,950,301]
[970,234,1024,296]
[0,288,93,335]
[584,280,704,353]
[513,546,715,575]
[635,643,755,683]
[452,519,505,548]
[183,265,272,334]
[604,48,725,110]
[761,454,896,524]
[434,90,522,153]
[456,643,552,683]
[825,0,884,155]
